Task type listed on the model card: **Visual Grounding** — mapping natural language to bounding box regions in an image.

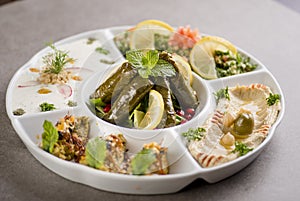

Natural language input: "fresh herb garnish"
[41,120,59,153]
[87,37,96,45]
[13,108,25,116]
[131,148,157,175]
[40,102,56,112]
[95,47,110,55]
[266,93,280,106]
[126,49,176,78]
[100,59,115,64]
[214,86,230,102]
[67,100,77,107]
[90,98,106,107]
[231,141,253,156]
[214,50,257,77]
[182,127,206,142]
[42,43,74,74]
[85,137,107,169]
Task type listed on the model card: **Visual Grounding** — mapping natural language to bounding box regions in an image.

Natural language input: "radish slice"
[57,84,72,98]
[18,81,40,88]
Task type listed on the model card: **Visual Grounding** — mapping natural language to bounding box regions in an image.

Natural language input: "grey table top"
[1,0,299,200]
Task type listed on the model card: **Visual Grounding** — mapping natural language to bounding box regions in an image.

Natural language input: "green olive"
[232,112,254,138]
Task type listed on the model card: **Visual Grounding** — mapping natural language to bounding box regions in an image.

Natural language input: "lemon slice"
[172,53,193,85]
[138,90,164,130]
[189,36,237,79]
[130,20,174,50]
[133,110,145,128]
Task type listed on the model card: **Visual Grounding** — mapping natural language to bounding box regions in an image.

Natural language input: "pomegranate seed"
[103,104,111,113]
[185,108,195,116]
[176,110,185,117]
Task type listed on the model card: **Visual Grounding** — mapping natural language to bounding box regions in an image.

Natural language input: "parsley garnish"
[41,120,59,153]
[42,43,74,74]
[182,127,206,142]
[131,148,157,175]
[85,137,107,169]
[214,86,230,102]
[232,141,253,156]
[126,50,176,78]
[67,100,77,107]
[266,93,280,106]
[40,102,56,112]
[95,47,110,55]
[99,59,115,64]
[87,37,96,45]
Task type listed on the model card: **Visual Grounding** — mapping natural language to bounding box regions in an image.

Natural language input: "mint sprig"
[126,50,176,78]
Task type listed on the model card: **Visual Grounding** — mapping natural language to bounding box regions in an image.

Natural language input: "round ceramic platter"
[6,26,285,194]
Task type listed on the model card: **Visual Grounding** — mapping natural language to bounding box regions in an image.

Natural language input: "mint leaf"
[126,50,175,78]
[126,50,144,68]
[152,59,176,77]
[42,120,59,153]
[144,50,159,69]
[138,68,152,79]
[85,137,107,169]
[131,148,156,175]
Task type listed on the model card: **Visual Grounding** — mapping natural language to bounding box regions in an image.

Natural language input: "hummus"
[187,84,281,168]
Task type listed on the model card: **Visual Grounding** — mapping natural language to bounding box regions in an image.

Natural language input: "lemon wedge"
[138,90,164,130]
[172,53,193,85]
[189,36,237,79]
[130,19,174,50]
[133,110,145,128]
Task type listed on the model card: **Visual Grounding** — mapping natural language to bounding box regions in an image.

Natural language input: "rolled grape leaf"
[91,62,135,103]
[153,77,176,128]
[159,52,199,109]
[103,75,154,127]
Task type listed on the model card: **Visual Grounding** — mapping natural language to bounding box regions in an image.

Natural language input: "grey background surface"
[1,0,299,200]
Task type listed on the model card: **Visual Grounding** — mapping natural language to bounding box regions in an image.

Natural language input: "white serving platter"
[6,26,285,194]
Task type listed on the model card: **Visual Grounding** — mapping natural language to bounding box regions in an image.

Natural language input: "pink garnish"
[57,84,72,98]
[17,81,40,88]
[168,26,201,49]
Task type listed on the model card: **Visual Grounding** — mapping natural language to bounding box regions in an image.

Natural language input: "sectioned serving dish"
[6,25,285,194]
